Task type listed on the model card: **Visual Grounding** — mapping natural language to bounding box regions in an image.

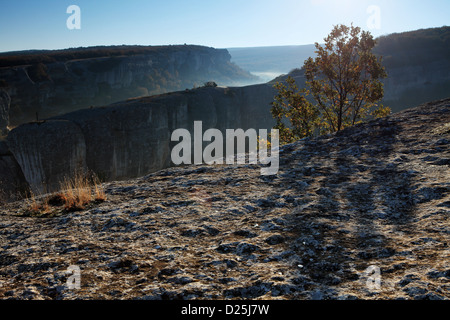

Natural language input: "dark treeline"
[271,26,450,81]
[0,45,209,68]
[373,26,450,68]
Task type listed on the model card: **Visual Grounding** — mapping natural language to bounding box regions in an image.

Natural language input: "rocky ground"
[0,99,449,300]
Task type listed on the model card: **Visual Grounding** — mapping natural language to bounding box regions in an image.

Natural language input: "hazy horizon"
[0,0,449,53]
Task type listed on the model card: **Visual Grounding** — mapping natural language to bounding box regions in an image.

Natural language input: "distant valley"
[229,26,450,112]
[227,44,316,83]
[1,26,448,136]
[0,26,449,201]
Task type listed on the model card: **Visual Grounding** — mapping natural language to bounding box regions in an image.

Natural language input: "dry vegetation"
[0,45,210,68]
[24,172,106,217]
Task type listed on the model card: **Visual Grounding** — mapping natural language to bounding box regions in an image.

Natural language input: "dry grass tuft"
[24,171,106,216]
[60,173,93,211]
[24,190,51,216]
[92,175,107,202]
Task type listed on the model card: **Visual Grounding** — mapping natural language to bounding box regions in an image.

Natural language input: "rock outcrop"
[0,98,448,300]
[6,84,277,194]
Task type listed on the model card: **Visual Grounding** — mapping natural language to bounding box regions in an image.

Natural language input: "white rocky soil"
[0,99,449,300]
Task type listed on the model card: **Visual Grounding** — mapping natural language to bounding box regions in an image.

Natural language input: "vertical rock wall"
[7,120,86,193]
[0,141,29,202]
[6,84,277,194]
[0,89,10,136]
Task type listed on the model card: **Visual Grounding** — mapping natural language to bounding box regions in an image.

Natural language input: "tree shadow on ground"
[274,116,419,298]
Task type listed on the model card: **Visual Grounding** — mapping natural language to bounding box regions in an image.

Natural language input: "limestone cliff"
[0,89,10,135]
[0,45,258,128]
[0,141,28,202]
[6,84,277,194]
[380,59,450,112]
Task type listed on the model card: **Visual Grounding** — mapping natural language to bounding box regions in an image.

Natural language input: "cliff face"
[372,26,450,111]
[0,141,28,202]
[0,89,10,135]
[381,59,450,112]
[0,46,258,127]
[6,84,277,194]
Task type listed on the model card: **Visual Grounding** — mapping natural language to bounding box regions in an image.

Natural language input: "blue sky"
[0,0,448,52]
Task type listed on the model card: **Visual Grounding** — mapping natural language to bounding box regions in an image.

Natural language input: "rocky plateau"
[0,98,449,300]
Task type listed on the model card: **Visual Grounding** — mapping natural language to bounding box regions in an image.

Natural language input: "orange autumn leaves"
[272,24,390,145]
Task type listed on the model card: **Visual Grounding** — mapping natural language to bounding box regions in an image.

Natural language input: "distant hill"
[374,26,450,68]
[238,26,450,112]
[0,45,227,68]
[0,45,258,129]
[374,26,450,110]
